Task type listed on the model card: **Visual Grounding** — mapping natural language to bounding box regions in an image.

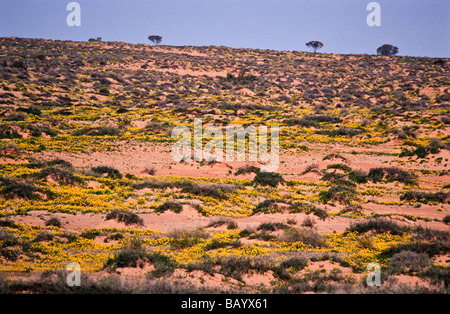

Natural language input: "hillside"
[0,37,449,293]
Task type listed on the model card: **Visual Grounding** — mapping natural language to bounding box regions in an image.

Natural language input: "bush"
[420,265,449,289]
[279,227,326,247]
[326,164,352,173]
[346,218,408,235]
[289,202,328,220]
[348,170,369,184]
[227,221,239,230]
[389,251,431,273]
[0,124,22,139]
[180,182,235,200]
[400,191,449,204]
[319,185,356,205]
[443,215,450,225]
[0,176,43,200]
[90,166,122,179]
[105,209,143,226]
[155,201,183,214]
[234,165,260,176]
[257,222,288,232]
[323,153,347,162]
[301,216,316,228]
[73,126,122,137]
[367,167,416,184]
[253,199,279,214]
[367,167,385,183]
[38,166,82,185]
[252,171,284,187]
[168,228,209,249]
[45,217,62,228]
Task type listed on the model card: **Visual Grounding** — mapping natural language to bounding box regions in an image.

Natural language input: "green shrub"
[279,227,326,247]
[367,167,416,184]
[234,165,260,176]
[326,164,352,173]
[400,191,449,204]
[0,176,43,200]
[319,185,356,205]
[73,126,122,137]
[348,170,369,184]
[389,251,431,273]
[105,209,143,226]
[155,200,183,214]
[45,217,61,228]
[257,222,288,232]
[81,229,101,240]
[346,218,408,235]
[252,171,284,187]
[443,215,450,225]
[167,228,209,249]
[90,166,122,179]
[38,166,82,185]
[253,199,279,214]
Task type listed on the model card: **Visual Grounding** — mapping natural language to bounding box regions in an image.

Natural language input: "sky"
[0,0,449,58]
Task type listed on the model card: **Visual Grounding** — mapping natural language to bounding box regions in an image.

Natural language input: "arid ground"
[0,37,448,293]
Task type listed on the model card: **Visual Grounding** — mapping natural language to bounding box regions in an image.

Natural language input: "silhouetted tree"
[148,35,162,45]
[306,41,323,54]
[377,44,399,56]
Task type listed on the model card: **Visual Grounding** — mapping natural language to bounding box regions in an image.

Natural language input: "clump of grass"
[155,200,183,214]
[105,209,143,226]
